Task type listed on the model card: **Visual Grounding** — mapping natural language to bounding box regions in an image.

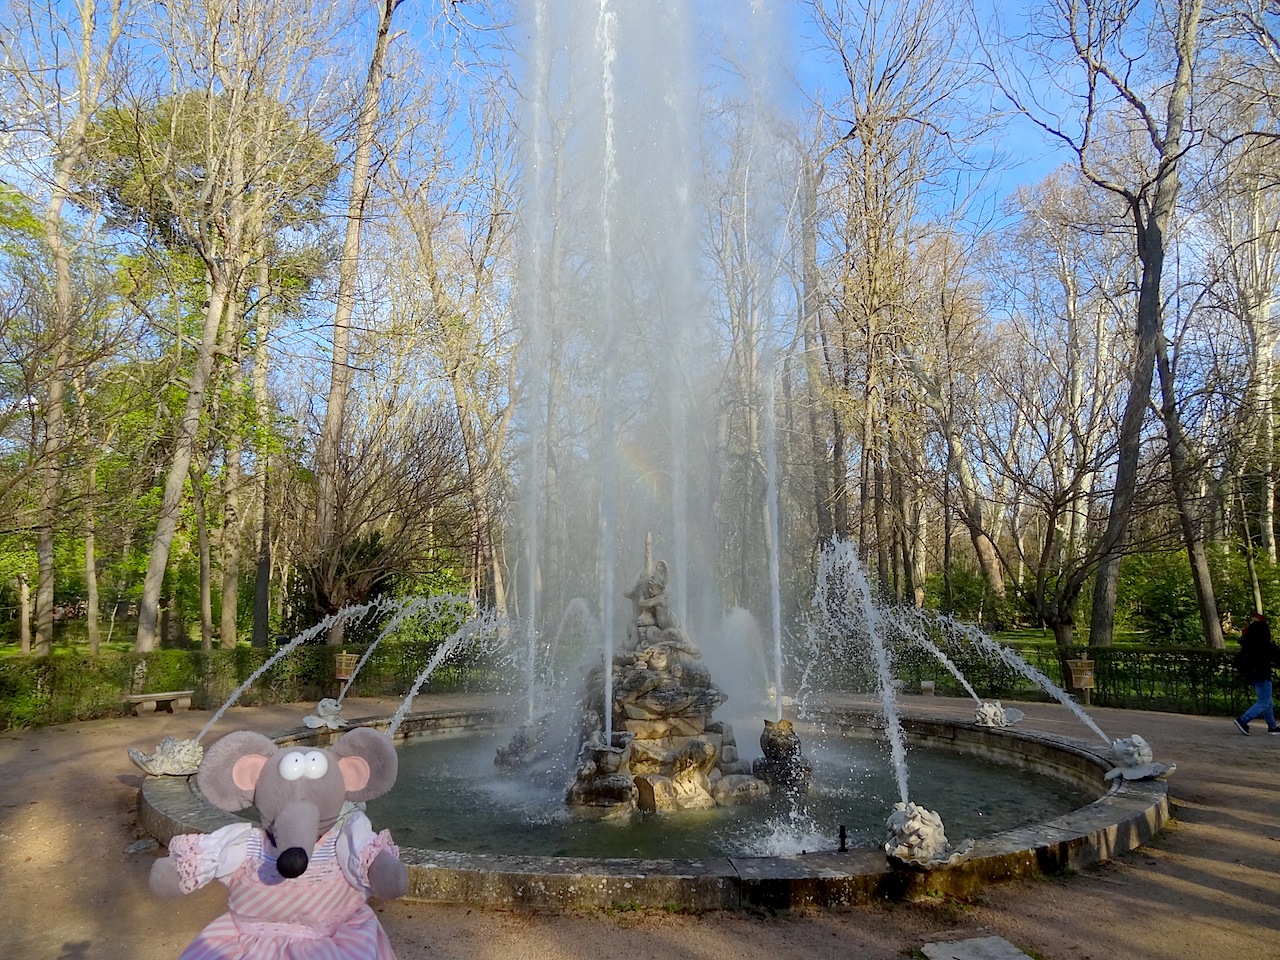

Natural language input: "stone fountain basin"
[138,703,1168,911]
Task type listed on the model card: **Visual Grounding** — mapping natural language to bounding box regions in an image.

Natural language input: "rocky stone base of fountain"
[559,545,786,814]
[567,641,765,813]
[494,713,561,774]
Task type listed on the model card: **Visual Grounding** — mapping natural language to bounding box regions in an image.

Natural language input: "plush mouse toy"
[150,726,409,960]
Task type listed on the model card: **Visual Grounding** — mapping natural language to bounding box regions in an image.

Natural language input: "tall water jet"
[806,541,975,868]
[514,0,794,725]
[387,609,509,737]
[814,541,910,805]
[762,352,785,721]
[336,594,475,707]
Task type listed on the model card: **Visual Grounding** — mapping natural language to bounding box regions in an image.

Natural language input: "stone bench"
[125,691,195,715]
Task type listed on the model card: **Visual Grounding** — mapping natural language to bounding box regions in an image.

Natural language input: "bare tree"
[980,0,1219,646]
[380,57,519,615]
[807,0,990,597]
[904,227,1010,606]
[972,172,1135,643]
[1193,39,1280,562]
[314,0,404,639]
[301,330,472,618]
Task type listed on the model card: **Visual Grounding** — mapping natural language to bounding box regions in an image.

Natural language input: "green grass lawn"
[992,626,1152,646]
[0,619,196,657]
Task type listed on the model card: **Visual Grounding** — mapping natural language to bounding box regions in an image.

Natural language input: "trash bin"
[335,652,359,682]
[1067,658,1094,705]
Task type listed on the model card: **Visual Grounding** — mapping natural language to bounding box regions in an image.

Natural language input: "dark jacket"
[1234,617,1280,684]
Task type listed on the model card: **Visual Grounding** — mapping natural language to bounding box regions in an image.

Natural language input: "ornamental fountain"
[132,0,1175,907]
[498,538,801,816]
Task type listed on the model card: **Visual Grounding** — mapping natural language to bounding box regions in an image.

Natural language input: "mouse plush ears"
[196,727,399,812]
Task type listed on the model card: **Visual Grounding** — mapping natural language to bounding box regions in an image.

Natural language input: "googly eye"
[302,750,329,780]
[278,751,307,781]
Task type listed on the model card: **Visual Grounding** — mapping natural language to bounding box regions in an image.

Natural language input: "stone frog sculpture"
[752,717,813,792]
[150,727,409,960]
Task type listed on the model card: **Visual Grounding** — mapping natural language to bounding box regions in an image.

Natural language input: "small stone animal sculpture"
[150,726,409,960]
[752,718,813,792]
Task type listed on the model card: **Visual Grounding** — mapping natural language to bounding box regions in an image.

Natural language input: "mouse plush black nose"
[276,847,309,878]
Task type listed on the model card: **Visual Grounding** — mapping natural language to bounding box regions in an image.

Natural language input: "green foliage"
[924,564,1014,629]
[0,543,37,600]
[1206,549,1280,628]
[0,183,44,251]
[1117,551,1204,644]
[0,637,505,731]
[77,93,338,250]
[1116,548,1280,644]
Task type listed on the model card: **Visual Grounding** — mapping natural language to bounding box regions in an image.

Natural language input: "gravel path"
[0,694,1275,960]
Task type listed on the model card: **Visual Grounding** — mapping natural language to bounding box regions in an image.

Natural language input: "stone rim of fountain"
[138,702,1169,911]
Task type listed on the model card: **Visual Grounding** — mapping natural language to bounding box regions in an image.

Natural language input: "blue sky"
[781,0,1077,215]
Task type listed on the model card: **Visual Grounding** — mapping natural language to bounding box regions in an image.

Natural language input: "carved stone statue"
[563,537,769,815]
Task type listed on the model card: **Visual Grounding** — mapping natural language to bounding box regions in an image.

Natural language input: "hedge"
[0,638,1257,731]
[0,641,505,731]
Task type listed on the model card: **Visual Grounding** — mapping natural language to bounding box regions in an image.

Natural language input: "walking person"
[1233,612,1280,735]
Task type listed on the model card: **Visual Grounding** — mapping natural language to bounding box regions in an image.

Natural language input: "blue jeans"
[1241,679,1278,729]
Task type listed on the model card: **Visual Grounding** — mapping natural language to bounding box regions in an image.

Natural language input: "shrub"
[0,638,507,731]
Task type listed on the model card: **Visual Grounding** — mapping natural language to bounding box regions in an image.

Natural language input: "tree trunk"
[1052,619,1075,648]
[251,251,273,648]
[252,466,272,649]
[874,456,890,595]
[834,406,850,539]
[136,272,229,651]
[906,349,1006,600]
[220,440,243,649]
[16,574,31,655]
[315,0,402,626]
[1090,553,1119,647]
[1249,296,1278,561]
[193,469,213,651]
[1088,226,1170,646]
[35,180,74,659]
[1086,0,1202,646]
[1156,332,1223,648]
[84,453,100,654]
[800,161,833,544]
[943,426,1006,598]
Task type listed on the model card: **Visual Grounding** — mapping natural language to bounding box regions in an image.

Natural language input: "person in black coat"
[1233,612,1280,735]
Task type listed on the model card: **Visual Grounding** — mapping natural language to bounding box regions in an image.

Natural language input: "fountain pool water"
[136,539,1174,907]
[368,725,1094,859]
[140,699,1171,910]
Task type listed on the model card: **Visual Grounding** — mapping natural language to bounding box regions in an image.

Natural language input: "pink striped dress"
[167,810,400,960]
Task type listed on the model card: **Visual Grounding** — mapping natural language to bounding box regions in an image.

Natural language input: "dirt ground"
[0,693,1276,960]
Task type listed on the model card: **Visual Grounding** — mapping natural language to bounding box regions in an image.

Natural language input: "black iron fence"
[0,636,1256,731]
[804,642,1251,717]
